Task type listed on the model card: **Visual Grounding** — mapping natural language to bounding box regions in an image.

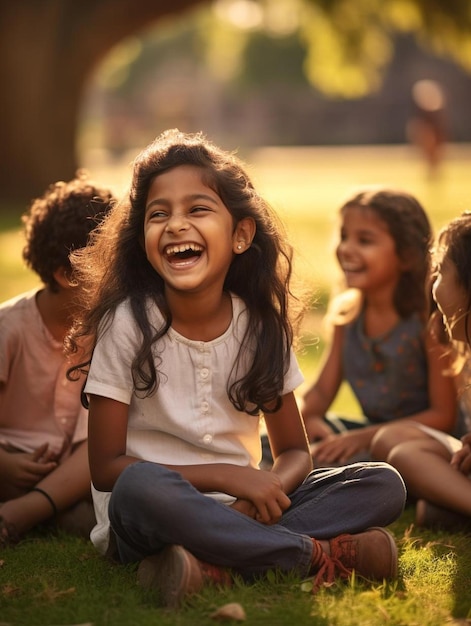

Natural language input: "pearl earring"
[237,244,243,250]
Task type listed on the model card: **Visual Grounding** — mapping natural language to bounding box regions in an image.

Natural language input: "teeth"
[165,243,203,256]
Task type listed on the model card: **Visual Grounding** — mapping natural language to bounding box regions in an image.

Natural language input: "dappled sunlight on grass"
[1,146,471,625]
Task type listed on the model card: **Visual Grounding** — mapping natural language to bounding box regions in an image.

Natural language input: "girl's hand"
[451,433,471,474]
[230,498,258,520]
[311,429,372,465]
[230,467,291,525]
[0,443,57,490]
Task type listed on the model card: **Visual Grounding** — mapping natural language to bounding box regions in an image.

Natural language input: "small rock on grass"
[210,602,246,621]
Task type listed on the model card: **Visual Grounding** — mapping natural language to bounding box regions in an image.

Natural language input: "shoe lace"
[312,551,352,593]
[198,560,232,587]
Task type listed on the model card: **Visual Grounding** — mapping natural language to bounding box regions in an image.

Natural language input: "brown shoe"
[313,527,397,589]
[137,545,231,607]
[416,499,471,532]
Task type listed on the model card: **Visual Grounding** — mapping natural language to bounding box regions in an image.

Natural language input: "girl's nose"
[165,212,189,233]
[338,232,356,252]
[336,239,350,257]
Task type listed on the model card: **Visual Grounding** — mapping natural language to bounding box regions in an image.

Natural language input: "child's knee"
[371,424,414,461]
[372,462,407,514]
[110,461,179,515]
[371,425,397,460]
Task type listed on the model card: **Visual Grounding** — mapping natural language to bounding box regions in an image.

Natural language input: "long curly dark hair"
[67,129,300,414]
[435,212,471,346]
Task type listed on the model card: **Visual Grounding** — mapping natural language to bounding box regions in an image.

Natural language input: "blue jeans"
[108,461,405,578]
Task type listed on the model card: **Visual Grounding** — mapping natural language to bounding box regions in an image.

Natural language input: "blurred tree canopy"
[1,0,470,206]
[302,0,471,97]
[206,0,471,97]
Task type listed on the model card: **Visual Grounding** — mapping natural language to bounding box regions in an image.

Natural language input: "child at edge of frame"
[0,171,116,546]
[373,212,471,531]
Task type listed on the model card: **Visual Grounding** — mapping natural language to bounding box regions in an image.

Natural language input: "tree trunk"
[0,0,203,208]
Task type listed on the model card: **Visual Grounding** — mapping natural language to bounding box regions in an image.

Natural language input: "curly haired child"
[0,171,115,545]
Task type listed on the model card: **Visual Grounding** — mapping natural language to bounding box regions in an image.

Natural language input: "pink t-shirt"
[0,289,87,458]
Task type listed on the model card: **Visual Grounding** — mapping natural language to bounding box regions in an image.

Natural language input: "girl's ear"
[53,266,76,289]
[233,217,256,254]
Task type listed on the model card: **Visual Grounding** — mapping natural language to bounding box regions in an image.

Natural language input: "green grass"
[1,513,471,625]
[2,144,471,624]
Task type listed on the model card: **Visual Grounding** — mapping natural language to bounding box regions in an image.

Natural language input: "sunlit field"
[3,143,469,296]
[1,143,470,409]
[2,145,471,625]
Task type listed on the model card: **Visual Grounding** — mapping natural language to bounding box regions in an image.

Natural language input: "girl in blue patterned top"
[301,188,457,466]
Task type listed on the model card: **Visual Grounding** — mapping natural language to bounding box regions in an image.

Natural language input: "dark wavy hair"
[22,170,115,291]
[435,212,471,345]
[340,188,432,319]
[67,129,299,414]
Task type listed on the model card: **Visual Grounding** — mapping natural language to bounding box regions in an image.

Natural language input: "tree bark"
[0,0,203,207]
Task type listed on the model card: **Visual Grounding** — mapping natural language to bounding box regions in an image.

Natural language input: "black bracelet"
[30,487,58,517]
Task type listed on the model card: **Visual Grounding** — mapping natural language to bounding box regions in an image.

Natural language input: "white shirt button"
[201,368,209,379]
[203,434,213,444]
[201,401,209,412]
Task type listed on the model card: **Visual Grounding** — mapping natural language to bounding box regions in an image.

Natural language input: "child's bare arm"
[88,395,140,492]
[402,330,457,432]
[266,391,312,492]
[30,440,91,511]
[301,325,344,440]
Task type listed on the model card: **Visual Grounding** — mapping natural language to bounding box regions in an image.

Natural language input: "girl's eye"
[190,205,210,214]
[150,210,168,220]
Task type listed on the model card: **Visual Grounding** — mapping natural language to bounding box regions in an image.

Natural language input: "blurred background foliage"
[1,0,471,205]
[81,0,471,158]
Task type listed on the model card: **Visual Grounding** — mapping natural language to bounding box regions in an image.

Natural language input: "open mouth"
[164,243,204,263]
[342,265,363,273]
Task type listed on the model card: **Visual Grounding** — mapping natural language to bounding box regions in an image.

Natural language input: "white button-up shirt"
[85,293,303,553]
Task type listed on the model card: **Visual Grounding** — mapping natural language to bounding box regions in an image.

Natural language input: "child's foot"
[416,499,471,532]
[137,544,231,607]
[0,516,20,549]
[56,499,96,539]
[312,527,397,589]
